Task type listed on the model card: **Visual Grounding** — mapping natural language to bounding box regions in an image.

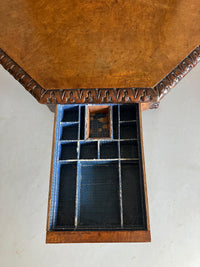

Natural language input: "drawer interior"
[48,104,148,234]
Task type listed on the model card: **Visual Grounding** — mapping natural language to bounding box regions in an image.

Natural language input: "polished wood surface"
[0,0,200,92]
[46,230,151,243]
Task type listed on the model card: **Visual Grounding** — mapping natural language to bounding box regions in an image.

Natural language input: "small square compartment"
[62,106,78,122]
[59,142,77,160]
[80,142,98,159]
[120,105,137,121]
[100,141,118,159]
[61,123,78,140]
[78,161,121,229]
[120,122,137,139]
[86,105,111,139]
[120,140,138,159]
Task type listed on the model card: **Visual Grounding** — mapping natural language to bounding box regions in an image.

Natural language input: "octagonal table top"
[0,0,200,106]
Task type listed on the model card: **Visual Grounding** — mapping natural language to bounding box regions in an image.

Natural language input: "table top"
[0,0,200,106]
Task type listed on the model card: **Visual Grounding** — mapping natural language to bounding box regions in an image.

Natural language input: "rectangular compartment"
[80,106,85,140]
[112,105,119,139]
[86,105,111,139]
[120,105,137,121]
[59,142,77,160]
[53,163,77,229]
[100,141,118,159]
[79,141,98,159]
[78,161,121,229]
[62,106,79,122]
[61,123,78,140]
[120,140,138,159]
[121,161,146,229]
[120,121,137,139]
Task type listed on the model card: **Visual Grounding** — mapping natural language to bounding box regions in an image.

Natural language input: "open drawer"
[46,103,150,243]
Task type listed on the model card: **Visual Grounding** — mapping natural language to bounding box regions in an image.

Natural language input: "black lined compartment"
[80,106,85,140]
[62,106,79,122]
[120,140,138,159]
[100,141,118,159]
[112,105,119,139]
[54,163,77,229]
[61,123,78,140]
[78,162,121,229]
[120,121,137,139]
[80,142,98,159]
[121,161,146,228]
[59,142,77,160]
[120,105,137,121]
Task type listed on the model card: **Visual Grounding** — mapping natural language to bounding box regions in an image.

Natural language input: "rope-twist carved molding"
[0,45,199,107]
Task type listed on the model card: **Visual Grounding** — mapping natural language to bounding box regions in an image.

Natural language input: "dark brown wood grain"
[0,1,200,107]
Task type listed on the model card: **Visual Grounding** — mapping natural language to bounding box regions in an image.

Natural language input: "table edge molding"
[0,45,199,108]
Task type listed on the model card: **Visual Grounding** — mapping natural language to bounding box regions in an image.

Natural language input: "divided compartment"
[59,142,77,160]
[120,140,138,159]
[79,141,98,159]
[120,121,137,139]
[100,141,118,159]
[54,162,77,229]
[62,106,79,122]
[121,161,146,229]
[120,105,137,121]
[61,123,78,140]
[47,103,150,242]
[77,161,121,229]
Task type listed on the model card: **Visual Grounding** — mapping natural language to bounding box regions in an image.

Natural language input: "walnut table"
[0,0,199,243]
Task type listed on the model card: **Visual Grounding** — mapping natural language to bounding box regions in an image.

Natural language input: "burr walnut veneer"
[0,0,200,108]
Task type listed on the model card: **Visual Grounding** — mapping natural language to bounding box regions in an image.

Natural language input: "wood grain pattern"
[0,1,200,107]
[138,103,150,231]
[46,230,151,243]
[0,46,199,107]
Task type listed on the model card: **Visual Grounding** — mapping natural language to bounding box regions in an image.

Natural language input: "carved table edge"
[0,45,199,109]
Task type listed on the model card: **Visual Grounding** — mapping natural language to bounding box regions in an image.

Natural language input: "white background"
[0,63,200,267]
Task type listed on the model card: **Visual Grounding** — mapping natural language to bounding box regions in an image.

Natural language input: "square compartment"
[120,141,138,159]
[120,122,137,139]
[86,105,111,139]
[78,162,121,229]
[100,141,118,159]
[54,163,77,229]
[80,142,98,159]
[120,105,137,121]
[62,106,79,122]
[61,123,78,140]
[59,142,77,160]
